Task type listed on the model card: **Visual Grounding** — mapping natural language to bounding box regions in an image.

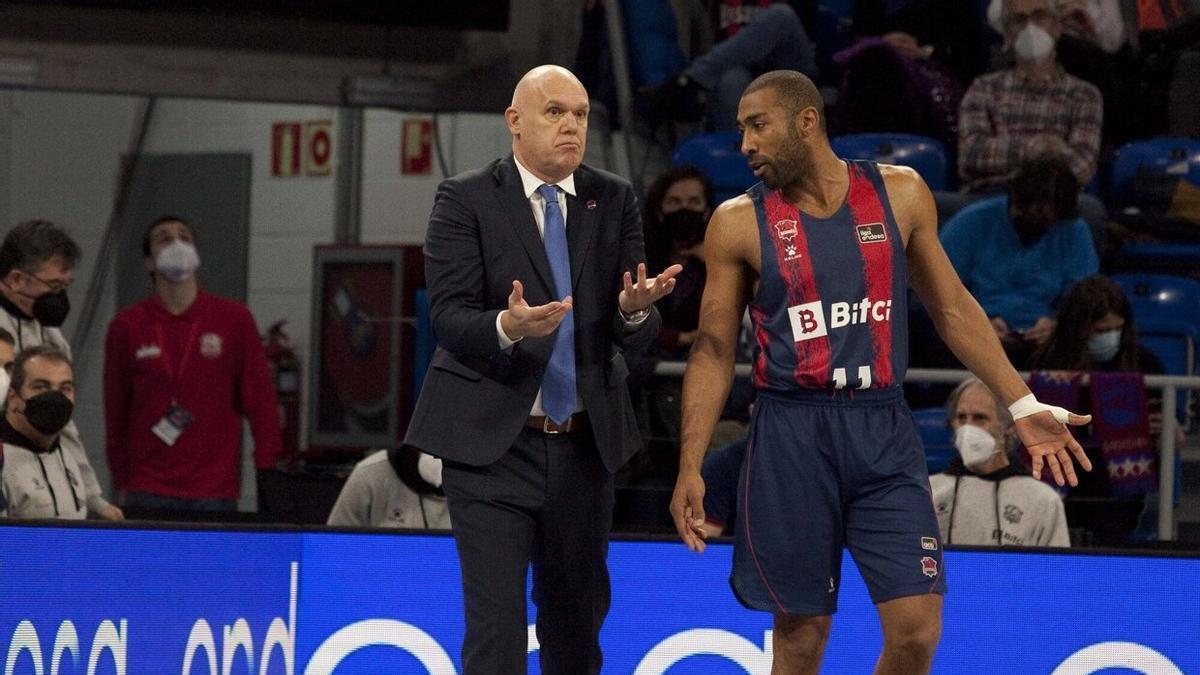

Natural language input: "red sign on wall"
[306,120,333,176]
[272,122,303,177]
[401,118,432,175]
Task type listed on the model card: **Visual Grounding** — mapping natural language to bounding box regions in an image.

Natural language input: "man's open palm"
[1015,410,1093,487]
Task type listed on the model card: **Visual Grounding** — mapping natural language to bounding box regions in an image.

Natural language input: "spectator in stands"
[0,220,121,521]
[1030,274,1182,450]
[989,0,1126,54]
[104,216,281,517]
[1030,275,1165,374]
[1140,2,1200,137]
[328,446,450,529]
[0,346,89,519]
[929,377,1070,546]
[835,0,985,151]
[958,0,1103,193]
[939,154,1098,364]
[644,165,714,358]
[1028,274,1181,543]
[856,0,988,84]
[651,1,819,129]
[987,0,1142,145]
[0,328,14,395]
[0,327,16,507]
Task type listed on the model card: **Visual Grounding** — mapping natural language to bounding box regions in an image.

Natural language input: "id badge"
[152,404,194,446]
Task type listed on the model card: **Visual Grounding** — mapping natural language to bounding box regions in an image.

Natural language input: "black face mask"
[662,208,708,250]
[31,291,70,327]
[20,390,74,436]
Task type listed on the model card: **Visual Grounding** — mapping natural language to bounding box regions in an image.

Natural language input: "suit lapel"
[566,167,600,291]
[494,158,555,296]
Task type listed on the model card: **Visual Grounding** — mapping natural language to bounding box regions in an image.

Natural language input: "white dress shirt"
[496,156,646,417]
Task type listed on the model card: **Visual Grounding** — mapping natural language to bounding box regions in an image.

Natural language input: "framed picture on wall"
[307,245,406,450]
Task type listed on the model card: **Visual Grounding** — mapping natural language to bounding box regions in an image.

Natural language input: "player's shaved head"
[511,65,585,109]
[743,70,825,132]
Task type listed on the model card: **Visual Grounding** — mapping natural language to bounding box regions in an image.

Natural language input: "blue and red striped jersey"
[748,160,909,392]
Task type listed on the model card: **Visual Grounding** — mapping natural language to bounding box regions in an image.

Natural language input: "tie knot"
[537,184,559,204]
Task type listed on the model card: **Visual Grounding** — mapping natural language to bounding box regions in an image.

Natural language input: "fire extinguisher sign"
[271,122,302,177]
[272,120,334,178]
[401,118,433,175]
[305,120,333,176]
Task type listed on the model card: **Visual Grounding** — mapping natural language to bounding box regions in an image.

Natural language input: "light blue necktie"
[537,184,577,425]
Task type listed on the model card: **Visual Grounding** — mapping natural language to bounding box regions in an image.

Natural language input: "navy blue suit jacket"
[404,156,659,473]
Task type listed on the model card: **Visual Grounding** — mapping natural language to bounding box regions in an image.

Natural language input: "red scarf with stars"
[1090,372,1157,498]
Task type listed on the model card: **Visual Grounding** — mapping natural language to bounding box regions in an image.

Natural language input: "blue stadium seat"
[1110,138,1200,205]
[912,407,955,475]
[1112,273,1200,374]
[1112,242,1200,281]
[830,133,950,190]
[673,131,757,204]
[1112,274,1200,429]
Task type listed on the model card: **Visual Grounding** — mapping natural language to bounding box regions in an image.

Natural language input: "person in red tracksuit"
[103,216,281,516]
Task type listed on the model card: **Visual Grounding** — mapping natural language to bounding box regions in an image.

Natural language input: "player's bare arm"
[670,196,757,552]
[883,165,1092,486]
[882,165,1028,403]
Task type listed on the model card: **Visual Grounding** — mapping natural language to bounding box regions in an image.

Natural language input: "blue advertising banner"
[0,524,1195,674]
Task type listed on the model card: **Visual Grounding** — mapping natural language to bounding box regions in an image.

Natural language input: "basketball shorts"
[732,386,946,615]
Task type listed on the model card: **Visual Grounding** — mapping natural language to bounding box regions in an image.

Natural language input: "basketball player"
[670,70,1092,674]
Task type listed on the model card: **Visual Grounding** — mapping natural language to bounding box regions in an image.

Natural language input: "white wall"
[360,111,510,244]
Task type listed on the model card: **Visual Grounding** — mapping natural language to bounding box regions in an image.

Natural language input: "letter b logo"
[788,301,827,342]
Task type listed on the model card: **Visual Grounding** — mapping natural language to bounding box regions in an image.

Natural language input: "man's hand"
[990,316,1011,342]
[98,503,125,521]
[882,31,932,60]
[1015,410,1093,487]
[500,280,573,340]
[1149,410,1188,447]
[1023,316,1057,345]
[619,263,683,314]
[1059,0,1096,35]
[670,470,709,553]
[1024,134,1071,159]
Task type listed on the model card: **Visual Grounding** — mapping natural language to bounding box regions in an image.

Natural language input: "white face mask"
[1087,328,1121,363]
[1013,23,1056,64]
[155,240,201,283]
[0,367,10,400]
[955,424,999,472]
[417,452,443,488]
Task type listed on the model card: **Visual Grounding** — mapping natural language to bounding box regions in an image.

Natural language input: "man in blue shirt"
[940,154,1098,364]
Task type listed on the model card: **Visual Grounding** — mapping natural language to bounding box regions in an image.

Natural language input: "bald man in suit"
[404,65,682,674]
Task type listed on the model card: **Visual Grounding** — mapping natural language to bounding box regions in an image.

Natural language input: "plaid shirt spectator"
[958,66,1102,191]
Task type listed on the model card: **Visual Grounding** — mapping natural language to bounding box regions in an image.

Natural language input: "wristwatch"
[620,306,651,323]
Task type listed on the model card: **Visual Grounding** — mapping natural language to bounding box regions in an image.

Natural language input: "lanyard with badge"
[151,319,199,446]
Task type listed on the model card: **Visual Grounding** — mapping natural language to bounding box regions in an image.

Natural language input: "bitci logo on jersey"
[788,297,893,342]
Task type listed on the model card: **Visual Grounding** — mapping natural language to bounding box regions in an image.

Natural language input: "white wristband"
[1007,393,1070,424]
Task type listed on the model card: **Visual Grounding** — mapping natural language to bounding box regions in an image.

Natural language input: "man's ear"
[505,106,521,137]
[797,106,820,136]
